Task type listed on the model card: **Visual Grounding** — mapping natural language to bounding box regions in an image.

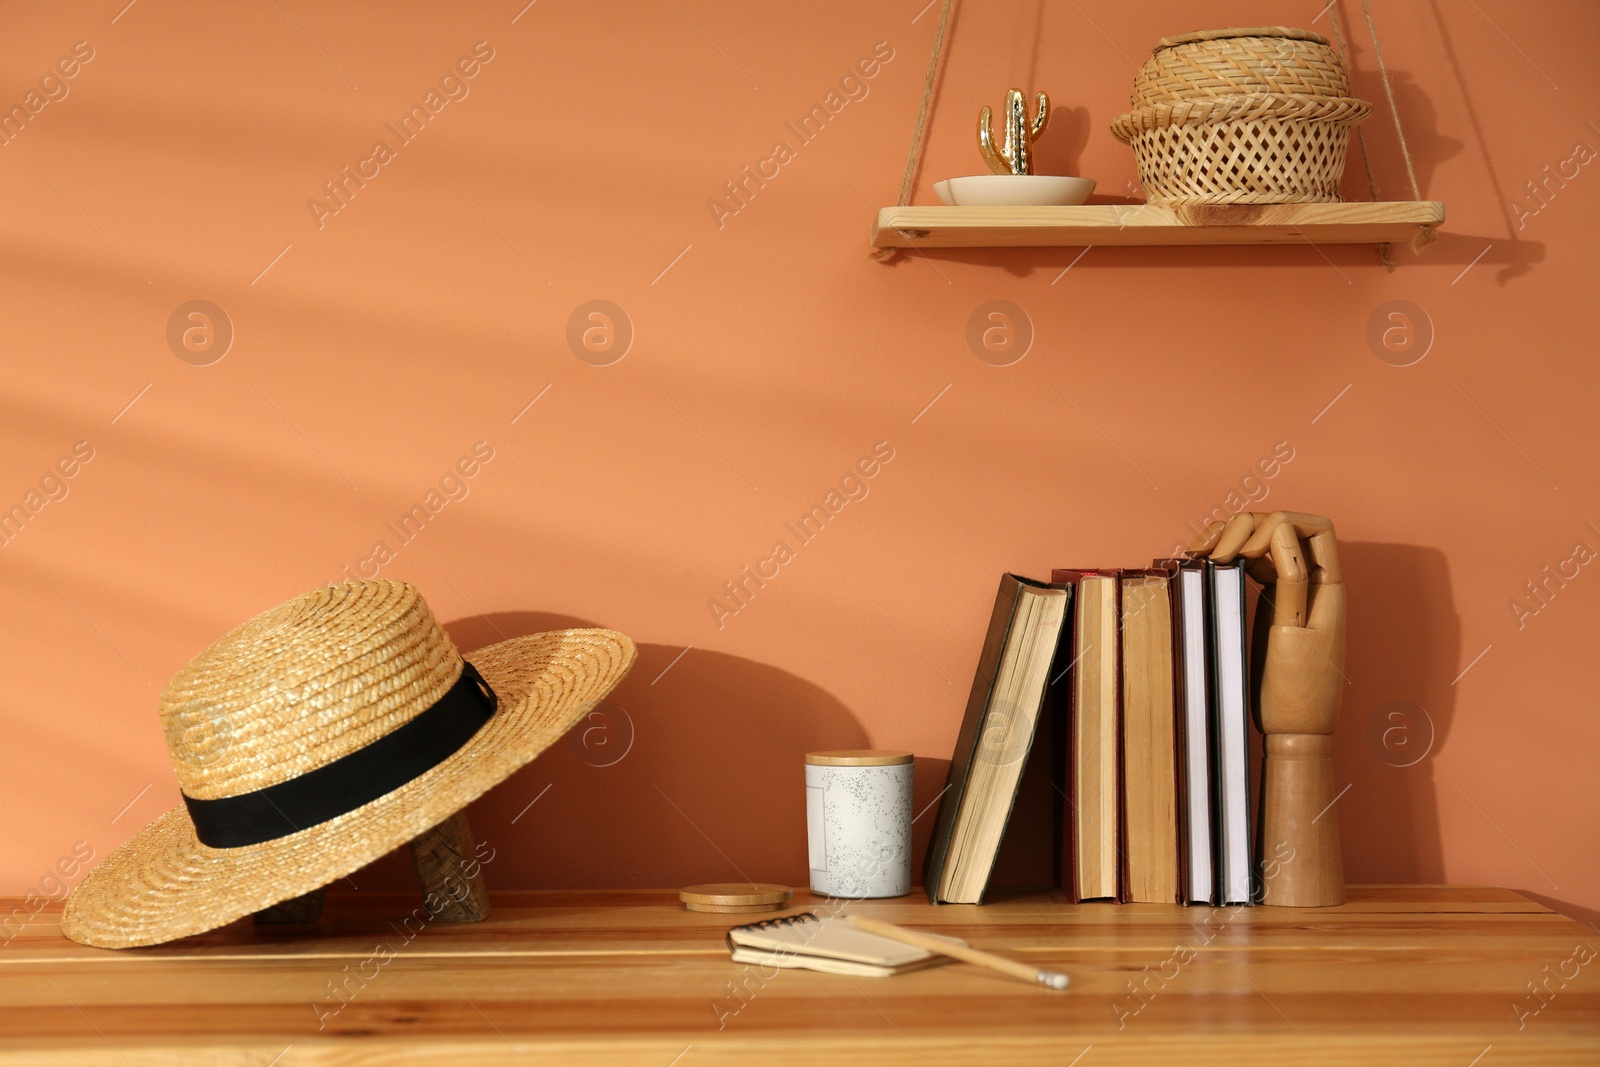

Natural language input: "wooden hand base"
[254,811,490,925]
[1258,734,1345,907]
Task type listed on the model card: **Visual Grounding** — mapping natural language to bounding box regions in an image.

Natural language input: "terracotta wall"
[2,1,1596,924]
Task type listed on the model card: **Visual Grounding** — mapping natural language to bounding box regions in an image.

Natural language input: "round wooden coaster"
[680,883,792,913]
[683,901,790,914]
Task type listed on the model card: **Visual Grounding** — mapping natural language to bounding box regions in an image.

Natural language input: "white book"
[1172,562,1215,905]
[1210,561,1253,905]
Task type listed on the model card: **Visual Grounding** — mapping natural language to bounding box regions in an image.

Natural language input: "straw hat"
[62,580,635,949]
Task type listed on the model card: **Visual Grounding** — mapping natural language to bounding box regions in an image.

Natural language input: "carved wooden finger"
[1211,514,1263,561]
[1268,521,1308,581]
[408,810,490,922]
[1268,523,1309,625]
[1238,511,1335,559]
[1305,574,1345,635]
[253,886,326,924]
[1186,518,1227,556]
[1245,555,1278,587]
[1191,512,1257,559]
[1307,529,1342,584]
[1214,511,1261,560]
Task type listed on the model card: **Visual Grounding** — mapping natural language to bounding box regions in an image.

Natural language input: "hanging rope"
[1325,11,1379,200]
[871,0,956,262]
[896,0,956,206]
[1359,0,1423,202]
[1324,0,1393,267]
[1326,0,1431,265]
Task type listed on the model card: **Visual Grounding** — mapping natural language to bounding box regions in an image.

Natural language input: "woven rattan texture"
[1115,27,1370,206]
[1133,29,1350,107]
[163,581,462,800]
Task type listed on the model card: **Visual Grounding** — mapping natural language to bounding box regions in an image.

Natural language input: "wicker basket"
[1114,26,1371,206]
[1131,27,1351,107]
[1112,94,1372,206]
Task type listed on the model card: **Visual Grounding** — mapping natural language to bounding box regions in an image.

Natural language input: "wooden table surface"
[1,885,1595,1065]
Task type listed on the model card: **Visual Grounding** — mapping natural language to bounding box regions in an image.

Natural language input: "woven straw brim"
[61,628,635,949]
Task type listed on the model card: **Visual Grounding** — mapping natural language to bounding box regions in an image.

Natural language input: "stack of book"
[924,560,1254,906]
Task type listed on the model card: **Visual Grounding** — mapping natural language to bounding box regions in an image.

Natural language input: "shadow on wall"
[1031,105,1091,180]
[1424,0,1541,285]
[1343,67,1463,205]
[1335,542,1458,887]
[346,548,1483,903]
[1334,63,1551,278]
[350,612,951,894]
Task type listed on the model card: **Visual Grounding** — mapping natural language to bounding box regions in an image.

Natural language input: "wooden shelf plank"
[871,201,1445,249]
[4,886,1598,1066]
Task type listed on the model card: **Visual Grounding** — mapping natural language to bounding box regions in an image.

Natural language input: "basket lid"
[1155,26,1330,51]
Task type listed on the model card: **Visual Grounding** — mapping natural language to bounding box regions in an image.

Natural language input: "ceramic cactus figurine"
[978,89,1050,175]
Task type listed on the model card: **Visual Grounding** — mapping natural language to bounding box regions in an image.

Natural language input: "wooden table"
[1,886,1595,1064]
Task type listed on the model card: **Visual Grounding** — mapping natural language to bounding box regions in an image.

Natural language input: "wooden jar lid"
[680,883,793,913]
[805,750,914,767]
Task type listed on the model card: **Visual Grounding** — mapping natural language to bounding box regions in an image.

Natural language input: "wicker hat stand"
[254,810,490,925]
[869,0,1443,260]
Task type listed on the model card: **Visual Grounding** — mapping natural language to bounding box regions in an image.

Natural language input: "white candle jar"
[805,750,914,898]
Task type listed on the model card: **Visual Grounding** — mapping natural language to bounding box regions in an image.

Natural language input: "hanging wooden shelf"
[870,200,1444,250]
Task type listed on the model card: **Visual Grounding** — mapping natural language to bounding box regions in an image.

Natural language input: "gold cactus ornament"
[978,89,1050,175]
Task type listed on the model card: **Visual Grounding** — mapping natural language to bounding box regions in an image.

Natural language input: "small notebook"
[726,912,966,978]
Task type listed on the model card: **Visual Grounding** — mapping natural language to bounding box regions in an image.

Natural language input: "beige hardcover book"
[1120,572,1179,903]
[1066,572,1119,901]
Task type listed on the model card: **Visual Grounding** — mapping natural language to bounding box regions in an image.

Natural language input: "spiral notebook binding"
[724,910,818,951]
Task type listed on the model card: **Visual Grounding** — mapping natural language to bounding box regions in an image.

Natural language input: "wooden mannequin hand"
[1191,511,1349,906]
[1189,511,1346,736]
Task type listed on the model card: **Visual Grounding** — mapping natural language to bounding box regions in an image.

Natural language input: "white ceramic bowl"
[933,174,1096,207]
